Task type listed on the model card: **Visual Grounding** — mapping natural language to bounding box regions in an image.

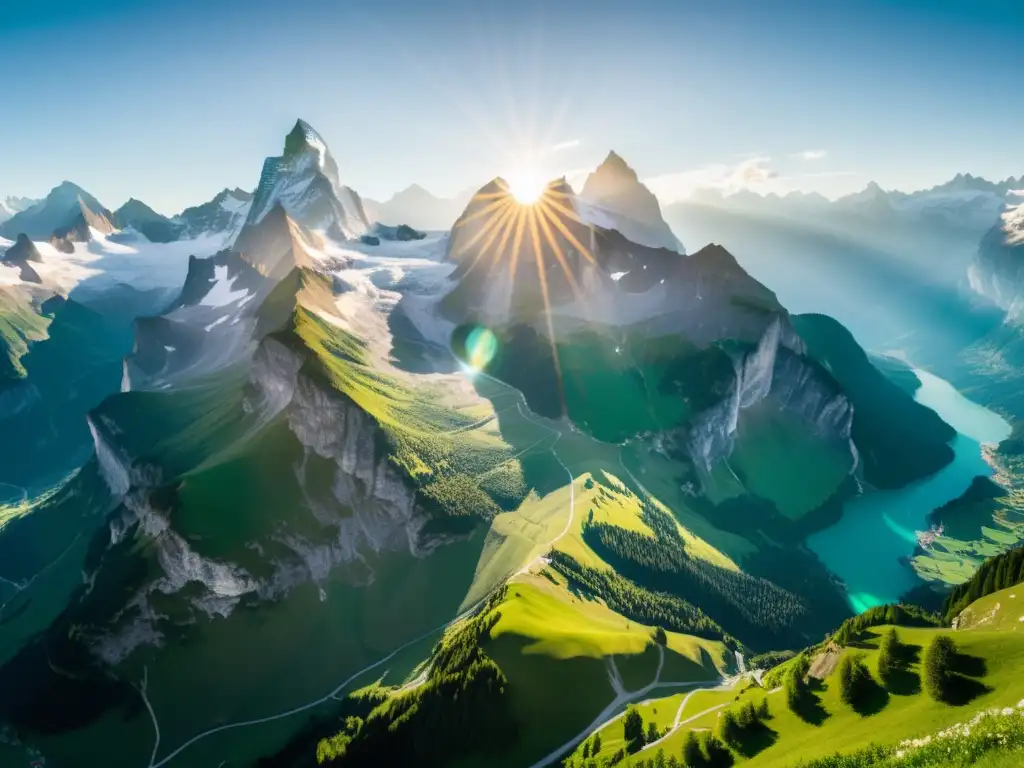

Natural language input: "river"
[807,369,1011,613]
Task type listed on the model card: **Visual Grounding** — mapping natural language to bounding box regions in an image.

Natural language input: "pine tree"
[838,653,873,708]
[924,635,957,702]
[756,696,770,719]
[877,627,902,686]
[624,706,646,753]
[654,626,668,646]
[739,701,758,729]
[682,730,705,767]
[648,721,660,744]
[785,664,805,712]
[701,732,734,768]
[592,732,601,755]
[582,741,590,759]
[718,709,742,747]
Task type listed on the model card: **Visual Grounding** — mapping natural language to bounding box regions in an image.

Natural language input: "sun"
[506,168,547,205]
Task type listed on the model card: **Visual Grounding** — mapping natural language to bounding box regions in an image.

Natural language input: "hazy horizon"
[4,0,1024,214]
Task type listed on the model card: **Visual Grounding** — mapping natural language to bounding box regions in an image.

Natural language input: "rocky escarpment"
[969,200,1024,321]
[88,330,456,666]
[252,336,448,561]
[686,316,856,472]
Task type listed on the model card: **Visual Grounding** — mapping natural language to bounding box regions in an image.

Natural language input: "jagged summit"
[247,119,369,241]
[174,187,253,240]
[0,181,109,240]
[578,151,684,253]
[113,198,180,242]
[2,233,43,283]
[597,150,637,181]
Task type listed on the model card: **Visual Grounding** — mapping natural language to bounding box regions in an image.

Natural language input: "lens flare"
[464,326,498,372]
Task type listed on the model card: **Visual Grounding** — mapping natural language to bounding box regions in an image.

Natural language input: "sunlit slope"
[0,245,602,767]
[565,621,1024,768]
[955,584,1024,632]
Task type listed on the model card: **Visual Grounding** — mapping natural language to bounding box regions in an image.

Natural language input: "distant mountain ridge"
[0,182,110,241]
[363,183,475,231]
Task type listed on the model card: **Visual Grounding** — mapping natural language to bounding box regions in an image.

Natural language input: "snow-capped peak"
[1002,198,1024,247]
[246,119,369,242]
[0,195,39,224]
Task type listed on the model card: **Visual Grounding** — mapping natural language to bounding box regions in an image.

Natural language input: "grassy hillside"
[954,585,1024,632]
[578,620,1024,768]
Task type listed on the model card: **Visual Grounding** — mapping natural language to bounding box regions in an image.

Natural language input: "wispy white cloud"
[793,149,827,161]
[643,156,862,204]
[548,140,581,155]
[644,156,778,203]
[548,139,581,154]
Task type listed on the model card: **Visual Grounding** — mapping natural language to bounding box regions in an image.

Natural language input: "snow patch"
[200,265,251,307]
[204,315,229,332]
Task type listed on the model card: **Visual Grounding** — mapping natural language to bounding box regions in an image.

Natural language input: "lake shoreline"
[806,368,1011,614]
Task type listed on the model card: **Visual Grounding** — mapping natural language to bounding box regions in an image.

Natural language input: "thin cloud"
[793,149,828,161]
[644,156,778,204]
[644,157,863,204]
[548,139,581,154]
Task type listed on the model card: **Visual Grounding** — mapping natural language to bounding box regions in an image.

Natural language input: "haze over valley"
[3,2,1024,767]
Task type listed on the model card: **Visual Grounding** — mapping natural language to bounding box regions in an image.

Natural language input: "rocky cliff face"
[969,201,1024,321]
[88,322,450,666]
[686,317,856,473]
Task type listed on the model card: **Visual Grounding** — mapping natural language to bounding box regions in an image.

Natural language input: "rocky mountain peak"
[578,150,683,253]
[247,119,368,241]
[594,150,639,182]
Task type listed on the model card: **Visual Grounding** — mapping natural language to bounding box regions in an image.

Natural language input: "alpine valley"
[3,119,1024,768]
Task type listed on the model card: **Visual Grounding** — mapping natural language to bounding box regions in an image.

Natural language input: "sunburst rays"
[451,178,598,414]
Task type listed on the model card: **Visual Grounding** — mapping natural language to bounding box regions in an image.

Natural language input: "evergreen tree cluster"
[718,699,768,750]
[582,500,810,647]
[831,603,940,646]
[315,587,516,766]
[548,551,731,643]
[746,649,795,672]
[943,545,1024,622]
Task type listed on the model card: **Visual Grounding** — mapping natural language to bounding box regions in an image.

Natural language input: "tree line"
[548,550,733,644]
[831,603,940,646]
[943,545,1024,623]
[316,587,517,766]
[581,499,810,648]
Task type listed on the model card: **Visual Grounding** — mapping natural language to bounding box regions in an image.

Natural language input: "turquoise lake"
[807,369,1011,613]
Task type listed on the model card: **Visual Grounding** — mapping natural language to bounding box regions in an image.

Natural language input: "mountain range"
[1,119,1023,768]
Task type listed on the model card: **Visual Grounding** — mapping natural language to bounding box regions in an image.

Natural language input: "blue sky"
[3,0,1023,214]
